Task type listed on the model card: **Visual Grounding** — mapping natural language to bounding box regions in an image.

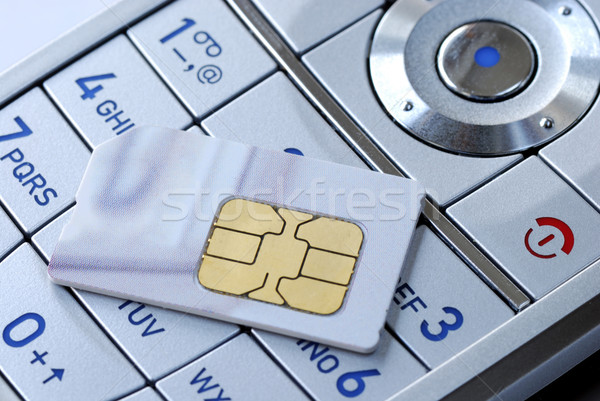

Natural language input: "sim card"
[48,127,424,353]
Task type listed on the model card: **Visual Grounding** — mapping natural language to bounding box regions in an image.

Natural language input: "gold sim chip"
[198,198,364,314]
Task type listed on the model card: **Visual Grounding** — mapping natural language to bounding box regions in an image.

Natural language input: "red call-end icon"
[524,217,575,259]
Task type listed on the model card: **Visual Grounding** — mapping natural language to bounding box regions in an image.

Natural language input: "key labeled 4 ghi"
[48,126,424,353]
[44,35,191,148]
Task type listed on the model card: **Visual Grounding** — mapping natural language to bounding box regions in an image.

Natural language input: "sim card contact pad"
[199,198,364,315]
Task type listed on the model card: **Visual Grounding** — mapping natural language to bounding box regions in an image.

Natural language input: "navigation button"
[303,11,521,205]
[437,21,536,101]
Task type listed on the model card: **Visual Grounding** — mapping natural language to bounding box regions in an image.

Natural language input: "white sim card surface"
[48,127,424,353]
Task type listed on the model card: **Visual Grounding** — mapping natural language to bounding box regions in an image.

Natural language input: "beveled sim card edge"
[47,127,423,353]
[195,195,367,316]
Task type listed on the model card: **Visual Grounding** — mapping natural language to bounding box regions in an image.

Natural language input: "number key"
[0,88,89,233]
[0,245,144,399]
[127,0,276,119]
[201,72,366,169]
[157,334,307,401]
[387,227,514,368]
[44,35,192,148]
[254,330,426,400]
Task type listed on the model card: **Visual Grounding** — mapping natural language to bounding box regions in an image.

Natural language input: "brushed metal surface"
[437,21,536,101]
[369,0,600,155]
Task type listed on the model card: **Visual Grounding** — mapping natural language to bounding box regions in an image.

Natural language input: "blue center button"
[474,46,501,68]
[437,21,536,101]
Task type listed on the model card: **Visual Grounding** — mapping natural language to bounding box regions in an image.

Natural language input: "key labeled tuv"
[48,127,424,353]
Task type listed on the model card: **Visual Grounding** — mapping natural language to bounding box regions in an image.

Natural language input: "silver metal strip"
[425,202,530,311]
[226,0,530,311]
[0,0,169,107]
[444,294,600,401]
[392,256,600,401]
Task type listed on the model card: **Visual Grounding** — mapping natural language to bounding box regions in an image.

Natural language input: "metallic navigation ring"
[369,0,600,155]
